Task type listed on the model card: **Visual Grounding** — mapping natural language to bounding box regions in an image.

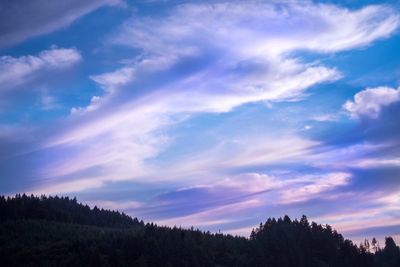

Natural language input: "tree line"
[0,194,399,267]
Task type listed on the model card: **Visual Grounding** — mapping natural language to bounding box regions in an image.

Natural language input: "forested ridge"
[0,194,399,267]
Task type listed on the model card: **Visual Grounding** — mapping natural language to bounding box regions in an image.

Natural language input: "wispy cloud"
[310,114,340,122]
[26,1,398,195]
[113,1,399,56]
[1,0,400,243]
[90,67,135,93]
[0,0,123,48]
[0,47,82,90]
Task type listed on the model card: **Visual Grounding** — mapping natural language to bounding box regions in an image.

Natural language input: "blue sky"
[1,0,400,244]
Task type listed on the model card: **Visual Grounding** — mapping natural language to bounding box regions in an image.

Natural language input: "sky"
[1,0,400,244]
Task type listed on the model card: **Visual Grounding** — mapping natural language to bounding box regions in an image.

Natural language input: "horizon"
[1,0,400,246]
[2,193,398,248]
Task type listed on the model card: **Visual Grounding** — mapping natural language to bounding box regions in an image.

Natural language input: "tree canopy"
[0,194,399,267]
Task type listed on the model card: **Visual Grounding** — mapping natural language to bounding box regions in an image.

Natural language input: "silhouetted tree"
[0,195,398,267]
[375,237,400,267]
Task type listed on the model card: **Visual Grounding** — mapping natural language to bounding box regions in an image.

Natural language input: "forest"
[0,194,399,267]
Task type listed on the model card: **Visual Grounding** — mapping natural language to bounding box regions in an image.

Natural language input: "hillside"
[0,194,399,267]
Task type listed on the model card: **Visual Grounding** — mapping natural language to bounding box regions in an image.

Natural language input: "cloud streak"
[22,1,398,204]
[1,0,400,244]
[113,1,399,56]
[0,47,82,90]
[0,0,123,48]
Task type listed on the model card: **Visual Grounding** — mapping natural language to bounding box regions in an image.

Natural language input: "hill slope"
[0,194,399,267]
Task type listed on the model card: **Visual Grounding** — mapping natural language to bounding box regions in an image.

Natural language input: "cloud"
[311,114,340,122]
[0,0,123,48]
[162,135,319,178]
[112,171,351,230]
[28,1,400,195]
[312,208,400,244]
[30,178,105,196]
[0,47,82,90]
[310,184,400,243]
[70,96,103,115]
[344,86,400,119]
[95,0,400,113]
[70,67,136,114]
[35,103,172,186]
[40,94,60,110]
[71,56,178,115]
[2,2,400,243]
[279,172,350,203]
[96,1,399,114]
[113,1,399,56]
[55,1,398,194]
[90,67,135,93]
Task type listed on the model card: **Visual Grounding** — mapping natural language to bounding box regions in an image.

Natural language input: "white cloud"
[70,96,103,115]
[208,172,350,203]
[90,67,135,93]
[39,101,173,183]
[30,177,105,195]
[129,171,351,231]
[36,1,399,193]
[219,173,281,193]
[353,157,400,168]
[95,1,398,115]
[3,2,400,240]
[344,86,400,118]
[155,199,260,230]
[71,55,179,115]
[311,114,339,122]
[156,59,341,113]
[164,136,319,179]
[71,67,136,115]
[113,2,399,56]
[100,0,400,114]
[279,172,350,203]
[0,47,82,89]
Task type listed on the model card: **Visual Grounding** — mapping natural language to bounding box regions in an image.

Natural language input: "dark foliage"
[0,194,142,228]
[0,195,399,267]
[374,237,400,267]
